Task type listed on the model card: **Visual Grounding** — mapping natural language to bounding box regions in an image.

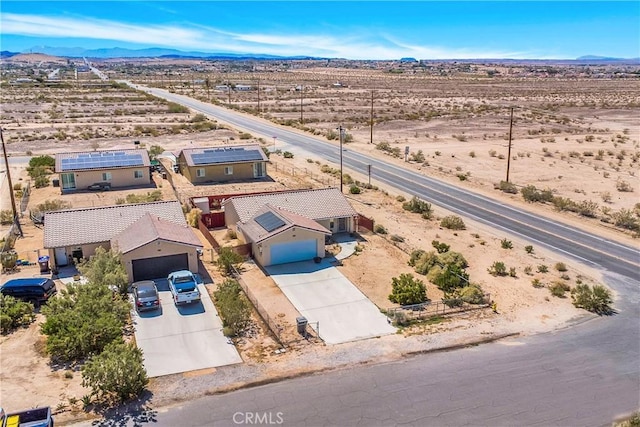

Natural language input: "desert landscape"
[0,53,638,423]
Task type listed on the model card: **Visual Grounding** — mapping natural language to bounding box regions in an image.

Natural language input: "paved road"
[99,83,639,426]
[123,83,639,279]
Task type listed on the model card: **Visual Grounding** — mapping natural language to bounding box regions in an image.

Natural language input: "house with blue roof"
[55,148,151,192]
[177,144,269,184]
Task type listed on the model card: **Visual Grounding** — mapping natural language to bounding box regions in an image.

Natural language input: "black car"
[132,280,160,312]
[87,182,111,191]
[0,278,57,307]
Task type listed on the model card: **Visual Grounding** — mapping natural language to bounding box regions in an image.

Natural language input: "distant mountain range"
[5,46,323,60]
[1,46,638,63]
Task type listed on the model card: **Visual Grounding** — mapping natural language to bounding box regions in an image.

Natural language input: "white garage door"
[269,240,317,265]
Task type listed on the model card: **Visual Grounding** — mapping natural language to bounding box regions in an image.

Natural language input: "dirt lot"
[0,57,636,420]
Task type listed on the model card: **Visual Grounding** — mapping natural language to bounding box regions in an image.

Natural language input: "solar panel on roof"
[59,152,145,171]
[191,148,264,165]
[255,211,286,232]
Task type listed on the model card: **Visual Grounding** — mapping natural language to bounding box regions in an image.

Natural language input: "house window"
[329,220,335,230]
[196,168,205,178]
[224,166,233,176]
[102,172,112,181]
[134,170,144,179]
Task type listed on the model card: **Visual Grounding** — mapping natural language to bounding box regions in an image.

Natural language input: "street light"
[272,136,277,151]
[337,125,344,192]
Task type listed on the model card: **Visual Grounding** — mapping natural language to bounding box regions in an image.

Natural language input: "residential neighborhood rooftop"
[43,200,186,248]
[239,204,331,243]
[112,212,202,254]
[224,188,358,223]
[55,148,150,172]
[180,144,268,166]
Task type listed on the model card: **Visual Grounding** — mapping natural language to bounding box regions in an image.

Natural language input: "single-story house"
[223,188,358,235]
[111,213,202,282]
[237,204,331,267]
[177,144,268,184]
[55,149,151,192]
[43,200,201,281]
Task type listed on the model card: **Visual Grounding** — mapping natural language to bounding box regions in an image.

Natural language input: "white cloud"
[1,13,536,59]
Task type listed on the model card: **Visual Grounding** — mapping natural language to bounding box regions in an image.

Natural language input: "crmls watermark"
[233,412,284,425]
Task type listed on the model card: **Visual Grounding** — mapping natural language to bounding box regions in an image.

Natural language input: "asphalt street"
[102,83,639,426]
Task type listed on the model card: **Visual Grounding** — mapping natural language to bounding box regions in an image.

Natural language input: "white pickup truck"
[167,270,201,305]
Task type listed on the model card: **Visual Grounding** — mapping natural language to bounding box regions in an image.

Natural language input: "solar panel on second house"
[255,211,286,232]
[190,147,264,165]
[60,152,144,171]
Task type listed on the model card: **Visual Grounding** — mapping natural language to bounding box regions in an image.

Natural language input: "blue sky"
[1,1,638,59]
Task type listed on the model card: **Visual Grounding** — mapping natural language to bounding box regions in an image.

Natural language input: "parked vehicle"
[0,278,57,307]
[0,406,54,427]
[87,182,111,191]
[167,270,201,305]
[131,280,160,312]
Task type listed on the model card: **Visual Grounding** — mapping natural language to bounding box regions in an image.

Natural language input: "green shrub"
[440,215,466,230]
[555,262,568,272]
[525,245,534,254]
[0,210,13,225]
[571,284,613,315]
[408,249,426,267]
[497,180,518,194]
[216,247,244,275]
[0,295,35,334]
[431,240,450,254]
[531,278,544,288]
[521,185,553,203]
[524,265,533,275]
[438,251,468,269]
[239,132,252,140]
[34,175,50,188]
[458,285,485,304]
[402,196,432,215]
[396,195,406,202]
[213,279,252,336]
[374,224,388,234]
[500,238,513,249]
[167,102,189,113]
[488,261,507,276]
[388,273,428,305]
[537,264,549,273]
[432,264,469,293]
[390,234,405,243]
[349,185,361,194]
[413,251,439,275]
[77,247,129,296]
[548,281,571,298]
[81,339,148,403]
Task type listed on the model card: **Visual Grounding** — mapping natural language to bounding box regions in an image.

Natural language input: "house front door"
[338,217,347,232]
[253,162,265,178]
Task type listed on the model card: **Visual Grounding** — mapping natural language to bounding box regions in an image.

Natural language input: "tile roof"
[180,144,268,167]
[55,149,150,172]
[111,213,202,253]
[239,204,330,243]
[223,188,358,223]
[44,200,186,248]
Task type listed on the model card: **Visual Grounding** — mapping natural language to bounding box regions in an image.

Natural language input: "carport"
[266,259,395,344]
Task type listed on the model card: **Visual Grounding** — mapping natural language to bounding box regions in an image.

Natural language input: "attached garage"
[237,205,331,268]
[132,253,189,281]
[111,213,203,283]
[270,240,318,265]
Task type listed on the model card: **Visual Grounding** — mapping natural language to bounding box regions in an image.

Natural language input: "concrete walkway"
[333,234,358,261]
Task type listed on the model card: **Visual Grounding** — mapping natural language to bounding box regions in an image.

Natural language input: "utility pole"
[337,125,344,192]
[0,128,23,237]
[506,107,514,182]
[256,78,260,114]
[300,85,304,124]
[369,90,374,144]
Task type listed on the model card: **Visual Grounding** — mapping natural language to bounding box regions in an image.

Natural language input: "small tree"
[82,339,148,403]
[213,279,252,336]
[402,197,432,216]
[388,273,428,305]
[187,207,203,227]
[440,215,466,230]
[148,145,164,160]
[78,247,128,296]
[216,247,244,275]
[0,295,35,334]
[431,240,450,254]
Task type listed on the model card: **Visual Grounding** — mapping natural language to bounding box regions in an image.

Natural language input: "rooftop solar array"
[255,211,286,232]
[60,151,145,171]
[191,147,264,165]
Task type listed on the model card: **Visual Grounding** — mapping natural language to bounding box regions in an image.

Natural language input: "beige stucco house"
[43,200,201,281]
[223,188,358,235]
[177,144,268,184]
[55,149,151,192]
[237,204,331,267]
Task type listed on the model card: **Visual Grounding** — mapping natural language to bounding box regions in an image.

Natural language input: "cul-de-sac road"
[115,83,639,426]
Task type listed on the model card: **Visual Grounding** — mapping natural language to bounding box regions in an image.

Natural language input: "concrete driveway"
[266,259,395,344]
[131,279,242,377]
